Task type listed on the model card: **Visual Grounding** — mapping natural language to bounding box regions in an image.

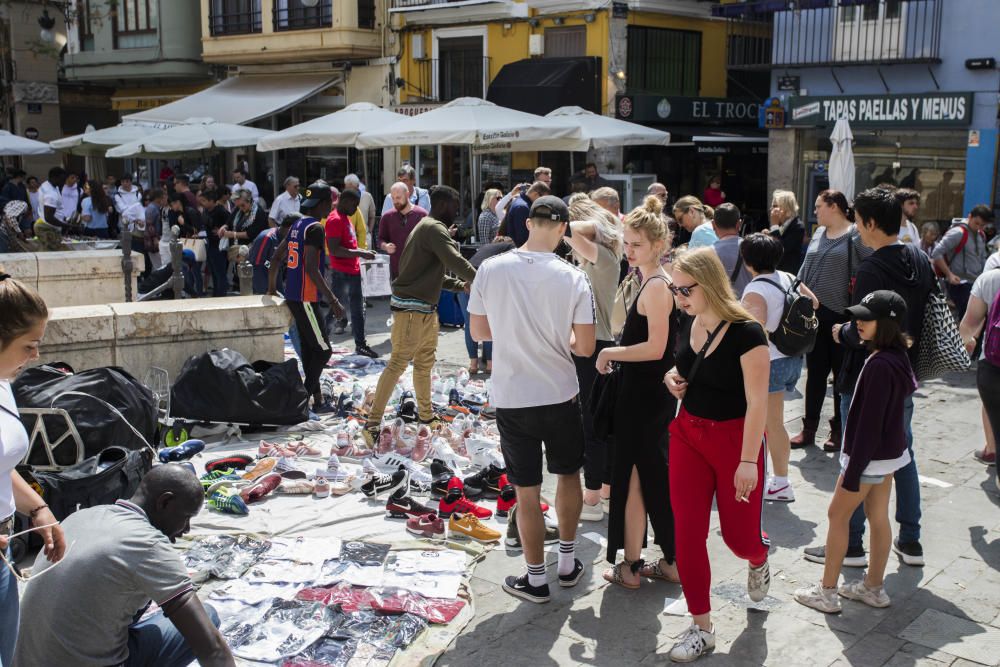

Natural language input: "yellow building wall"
[628,12,728,98]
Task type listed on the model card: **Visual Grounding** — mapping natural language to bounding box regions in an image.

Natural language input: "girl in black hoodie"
[795,290,917,614]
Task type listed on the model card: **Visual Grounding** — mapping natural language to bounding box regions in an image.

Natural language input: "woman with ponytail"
[0,271,66,663]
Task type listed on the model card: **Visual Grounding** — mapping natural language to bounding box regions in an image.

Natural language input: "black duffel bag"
[18,446,153,521]
[13,364,158,465]
[171,349,310,426]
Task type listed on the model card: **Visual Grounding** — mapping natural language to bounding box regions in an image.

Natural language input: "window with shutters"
[113,0,158,49]
[544,26,586,58]
[626,26,701,96]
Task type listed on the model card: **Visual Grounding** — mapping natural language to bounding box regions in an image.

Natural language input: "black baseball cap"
[300,180,333,209]
[530,195,571,237]
[845,290,907,325]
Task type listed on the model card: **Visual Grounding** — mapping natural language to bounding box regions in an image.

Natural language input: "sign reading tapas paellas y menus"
[787,93,973,128]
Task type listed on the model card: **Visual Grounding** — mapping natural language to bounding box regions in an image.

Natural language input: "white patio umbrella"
[106,117,276,158]
[356,97,588,152]
[546,106,670,148]
[828,117,855,202]
[51,123,155,156]
[0,130,53,156]
[255,102,404,151]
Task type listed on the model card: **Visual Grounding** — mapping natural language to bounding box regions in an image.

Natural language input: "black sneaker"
[505,504,560,550]
[501,573,550,604]
[398,391,418,423]
[356,344,379,359]
[431,460,483,497]
[360,469,408,499]
[464,464,505,499]
[558,558,585,588]
[893,538,924,566]
[803,544,868,568]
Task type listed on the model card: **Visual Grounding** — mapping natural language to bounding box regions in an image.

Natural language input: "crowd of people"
[1,155,999,664]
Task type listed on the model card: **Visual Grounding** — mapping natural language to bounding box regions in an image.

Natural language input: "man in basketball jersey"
[268,181,345,412]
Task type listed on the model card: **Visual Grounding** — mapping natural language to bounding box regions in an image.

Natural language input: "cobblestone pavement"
[343,300,1000,667]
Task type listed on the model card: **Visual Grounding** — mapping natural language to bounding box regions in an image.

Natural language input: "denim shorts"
[768,355,803,393]
[840,466,888,485]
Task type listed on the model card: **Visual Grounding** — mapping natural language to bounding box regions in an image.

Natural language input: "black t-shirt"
[675,318,768,421]
[203,206,229,249]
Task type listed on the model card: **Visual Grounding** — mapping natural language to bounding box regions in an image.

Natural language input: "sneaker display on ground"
[892,538,924,566]
[286,441,323,457]
[764,477,795,503]
[496,476,517,517]
[448,513,501,543]
[242,457,279,481]
[158,438,205,463]
[668,623,716,663]
[204,454,254,473]
[505,504,559,550]
[838,578,891,608]
[239,472,281,504]
[438,488,493,519]
[794,582,842,613]
[501,573,550,604]
[386,494,436,520]
[747,560,770,602]
[433,465,482,498]
[313,475,330,498]
[277,479,314,494]
[579,501,604,522]
[467,438,505,470]
[803,544,868,568]
[463,464,505,499]
[258,440,296,458]
[406,512,446,539]
[430,438,470,471]
[370,452,433,492]
[558,558,585,588]
[359,468,409,499]
[199,468,241,493]
[325,454,353,483]
[208,487,250,515]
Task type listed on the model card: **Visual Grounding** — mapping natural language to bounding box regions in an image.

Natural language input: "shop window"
[835,0,906,62]
[544,26,586,58]
[273,0,332,32]
[437,37,485,102]
[626,26,701,97]
[358,0,376,29]
[114,0,158,49]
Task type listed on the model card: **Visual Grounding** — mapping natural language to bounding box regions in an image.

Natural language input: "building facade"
[726,0,1000,229]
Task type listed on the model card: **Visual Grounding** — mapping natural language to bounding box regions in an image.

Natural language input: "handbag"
[182,237,207,262]
[610,270,640,340]
[915,279,971,381]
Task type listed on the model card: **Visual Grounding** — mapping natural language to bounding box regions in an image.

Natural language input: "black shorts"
[495,397,585,487]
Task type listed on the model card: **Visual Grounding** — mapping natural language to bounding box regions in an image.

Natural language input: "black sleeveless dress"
[606,274,678,564]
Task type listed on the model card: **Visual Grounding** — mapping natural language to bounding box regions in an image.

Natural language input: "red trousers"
[668,408,769,616]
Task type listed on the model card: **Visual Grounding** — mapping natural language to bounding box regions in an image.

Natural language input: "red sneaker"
[239,472,282,504]
[438,488,493,520]
[385,494,436,520]
[496,474,517,517]
[406,512,446,539]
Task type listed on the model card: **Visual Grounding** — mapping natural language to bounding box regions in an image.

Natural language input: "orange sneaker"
[448,512,501,543]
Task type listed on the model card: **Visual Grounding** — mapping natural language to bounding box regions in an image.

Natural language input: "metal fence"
[208,0,262,36]
[273,1,333,32]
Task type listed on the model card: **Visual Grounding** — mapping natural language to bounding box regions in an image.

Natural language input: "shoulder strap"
[951,224,970,263]
[729,253,743,283]
[687,320,727,386]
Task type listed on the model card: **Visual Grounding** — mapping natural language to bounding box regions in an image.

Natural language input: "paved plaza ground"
[350,299,1000,667]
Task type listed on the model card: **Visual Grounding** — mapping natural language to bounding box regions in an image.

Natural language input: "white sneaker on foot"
[747,560,770,602]
[764,477,795,502]
[668,623,715,663]
[838,577,890,608]
[794,582,842,613]
[579,501,604,522]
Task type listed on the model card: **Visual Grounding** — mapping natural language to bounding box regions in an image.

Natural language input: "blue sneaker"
[158,439,205,463]
[208,487,249,515]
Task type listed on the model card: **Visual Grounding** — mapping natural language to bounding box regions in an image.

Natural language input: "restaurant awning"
[487,57,601,116]
[122,73,341,127]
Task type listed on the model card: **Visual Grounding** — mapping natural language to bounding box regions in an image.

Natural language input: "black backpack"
[755,273,818,357]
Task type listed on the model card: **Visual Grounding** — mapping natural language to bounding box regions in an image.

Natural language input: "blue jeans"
[124,604,220,667]
[842,392,920,548]
[456,291,492,361]
[326,271,367,347]
[0,549,19,666]
[206,245,229,297]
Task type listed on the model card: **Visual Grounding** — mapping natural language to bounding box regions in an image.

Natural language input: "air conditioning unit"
[412,34,425,61]
[529,34,544,56]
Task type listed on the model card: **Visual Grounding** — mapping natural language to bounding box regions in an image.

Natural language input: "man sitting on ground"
[14,465,235,667]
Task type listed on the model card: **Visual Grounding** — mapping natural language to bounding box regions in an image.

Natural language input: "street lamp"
[38,9,57,44]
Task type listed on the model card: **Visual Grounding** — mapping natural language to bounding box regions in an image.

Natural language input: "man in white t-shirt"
[113,174,143,219]
[268,176,300,228]
[230,168,259,202]
[896,188,922,251]
[59,172,82,224]
[39,166,67,227]
[468,195,596,605]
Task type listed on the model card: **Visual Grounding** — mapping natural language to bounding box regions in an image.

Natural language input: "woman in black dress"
[595,195,679,588]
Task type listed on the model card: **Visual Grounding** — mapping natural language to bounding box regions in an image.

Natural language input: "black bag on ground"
[171,349,310,425]
[756,274,819,357]
[12,364,158,465]
[18,446,152,521]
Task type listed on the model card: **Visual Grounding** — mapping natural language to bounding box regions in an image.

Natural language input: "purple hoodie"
[841,347,917,491]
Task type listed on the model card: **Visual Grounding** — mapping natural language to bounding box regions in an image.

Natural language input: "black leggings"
[804,305,847,424]
[287,301,332,398]
[978,360,1000,443]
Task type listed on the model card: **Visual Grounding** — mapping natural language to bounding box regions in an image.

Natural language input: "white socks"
[526,562,546,587]
[558,540,576,576]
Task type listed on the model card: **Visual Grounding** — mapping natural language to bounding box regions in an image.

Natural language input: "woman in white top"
[740,233,818,503]
[0,272,66,664]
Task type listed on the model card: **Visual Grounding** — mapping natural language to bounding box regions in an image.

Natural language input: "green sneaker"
[505,504,559,550]
[200,468,239,493]
[207,487,249,515]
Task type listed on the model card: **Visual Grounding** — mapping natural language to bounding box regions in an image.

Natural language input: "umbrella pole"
[570,152,575,178]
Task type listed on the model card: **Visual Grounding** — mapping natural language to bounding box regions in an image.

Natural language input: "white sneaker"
[747,560,770,602]
[370,452,433,491]
[668,623,715,663]
[467,437,505,469]
[430,437,470,470]
[838,577,891,608]
[324,454,352,483]
[764,477,795,502]
[579,501,604,522]
[794,582,842,613]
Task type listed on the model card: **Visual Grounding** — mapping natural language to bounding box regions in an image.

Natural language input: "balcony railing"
[208,0,263,36]
[273,1,332,32]
[407,57,491,102]
[392,0,498,8]
[717,0,943,70]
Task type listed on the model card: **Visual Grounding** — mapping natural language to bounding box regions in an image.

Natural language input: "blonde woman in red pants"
[664,247,771,663]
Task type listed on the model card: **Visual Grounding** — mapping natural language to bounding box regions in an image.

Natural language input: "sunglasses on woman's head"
[669,283,698,298]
